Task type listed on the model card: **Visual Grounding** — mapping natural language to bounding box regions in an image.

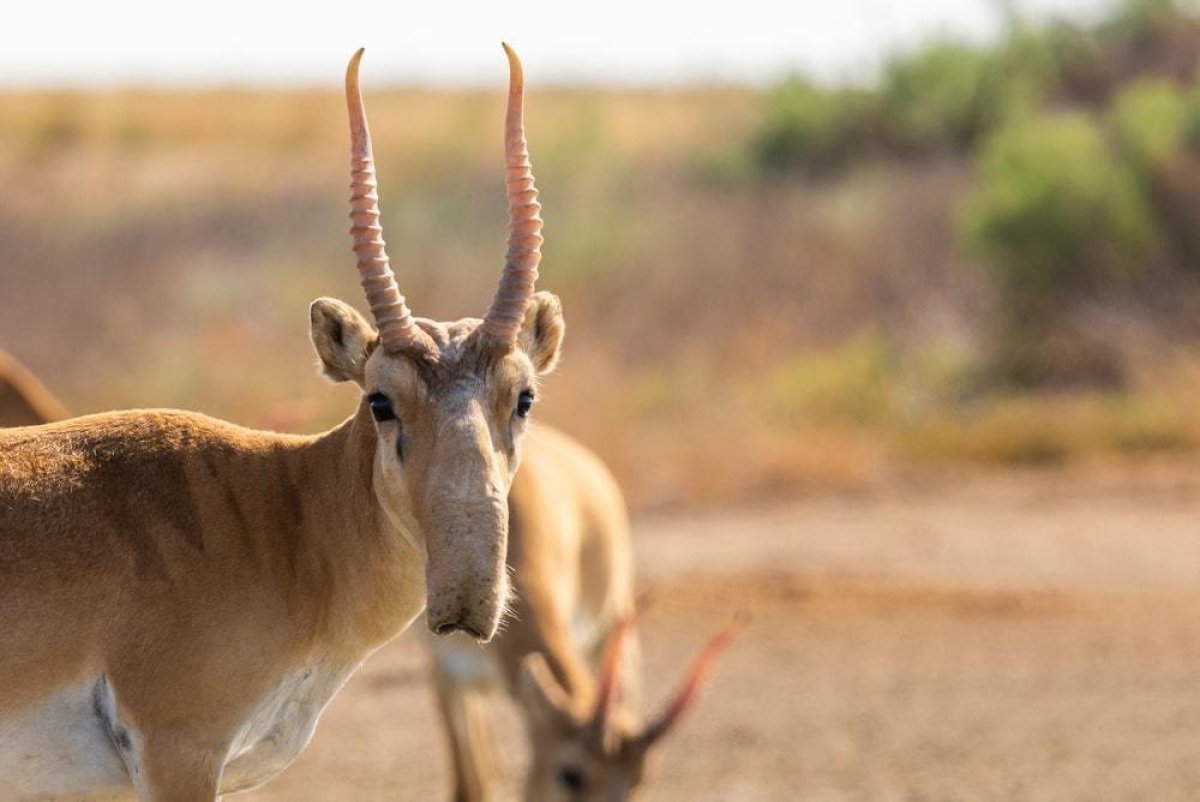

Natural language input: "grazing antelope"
[0,349,69,427]
[0,45,561,801]
[429,425,742,802]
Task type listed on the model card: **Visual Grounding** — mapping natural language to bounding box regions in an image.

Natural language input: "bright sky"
[1,0,1109,87]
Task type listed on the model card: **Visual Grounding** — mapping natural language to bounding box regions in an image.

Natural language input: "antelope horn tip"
[502,43,523,86]
[347,47,365,78]
[639,613,746,746]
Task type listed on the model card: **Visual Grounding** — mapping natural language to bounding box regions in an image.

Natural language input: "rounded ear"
[309,298,378,386]
[517,291,565,375]
[518,652,576,731]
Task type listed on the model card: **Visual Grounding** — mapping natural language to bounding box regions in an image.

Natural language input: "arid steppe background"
[6,1,1200,799]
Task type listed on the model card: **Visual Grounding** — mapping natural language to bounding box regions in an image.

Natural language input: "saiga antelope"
[0,343,739,801]
[430,425,742,802]
[0,45,560,801]
[0,327,735,802]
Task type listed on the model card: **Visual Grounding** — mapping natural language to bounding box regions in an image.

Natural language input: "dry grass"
[1,88,1197,510]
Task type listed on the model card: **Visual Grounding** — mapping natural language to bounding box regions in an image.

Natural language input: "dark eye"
[367,392,396,422]
[516,390,535,419]
[556,765,584,792]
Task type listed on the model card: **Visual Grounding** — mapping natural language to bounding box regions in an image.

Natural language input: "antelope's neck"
[282,404,425,656]
[505,583,598,713]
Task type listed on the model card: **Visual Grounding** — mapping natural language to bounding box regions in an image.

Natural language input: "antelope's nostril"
[432,621,486,640]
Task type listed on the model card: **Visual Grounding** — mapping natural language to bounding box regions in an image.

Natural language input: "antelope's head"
[518,617,743,802]
[309,45,562,642]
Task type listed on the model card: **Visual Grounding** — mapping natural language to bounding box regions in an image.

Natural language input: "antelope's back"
[0,410,288,709]
[508,425,633,625]
[1,410,234,555]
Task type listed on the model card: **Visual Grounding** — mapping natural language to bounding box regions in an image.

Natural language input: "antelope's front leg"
[133,730,227,802]
[431,651,503,802]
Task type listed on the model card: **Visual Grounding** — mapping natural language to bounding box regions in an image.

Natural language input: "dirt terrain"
[245,464,1200,801]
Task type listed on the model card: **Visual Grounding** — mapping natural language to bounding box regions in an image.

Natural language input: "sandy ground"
[244,464,1200,801]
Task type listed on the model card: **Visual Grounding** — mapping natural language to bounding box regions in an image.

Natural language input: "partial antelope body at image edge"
[0,350,69,427]
[0,44,563,802]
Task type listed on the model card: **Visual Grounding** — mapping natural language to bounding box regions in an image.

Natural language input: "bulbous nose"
[423,504,509,643]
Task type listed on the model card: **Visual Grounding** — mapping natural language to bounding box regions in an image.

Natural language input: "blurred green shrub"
[748,0,1200,176]
[880,43,1007,152]
[1111,78,1190,175]
[1113,0,1190,35]
[963,112,1156,298]
[753,40,1054,173]
[752,78,880,175]
[1107,78,1200,270]
[743,0,1200,387]
[961,112,1159,384]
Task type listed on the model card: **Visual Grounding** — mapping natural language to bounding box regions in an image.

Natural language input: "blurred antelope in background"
[430,426,742,802]
[0,45,561,801]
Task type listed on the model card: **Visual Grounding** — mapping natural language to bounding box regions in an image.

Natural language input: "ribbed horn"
[346,48,432,355]
[638,614,747,747]
[480,42,543,345]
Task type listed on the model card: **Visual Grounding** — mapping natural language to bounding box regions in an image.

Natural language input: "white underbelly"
[0,679,131,801]
[220,658,362,794]
[0,659,361,800]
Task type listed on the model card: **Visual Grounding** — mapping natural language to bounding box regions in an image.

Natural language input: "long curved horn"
[480,42,543,345]
[346,48,433,355]
[591,612,636,738]
[638,614,747,747]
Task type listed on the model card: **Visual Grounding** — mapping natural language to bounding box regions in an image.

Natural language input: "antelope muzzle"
[423,494,510,641]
